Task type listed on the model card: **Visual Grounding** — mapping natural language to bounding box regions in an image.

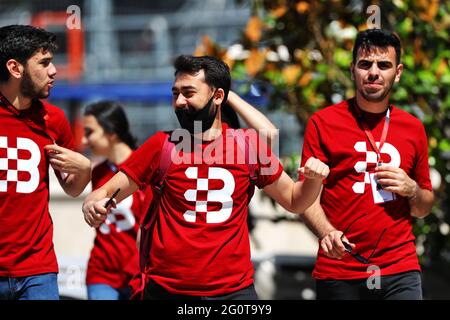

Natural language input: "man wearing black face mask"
[171,55,227,138]
[83,55,329,299]
[174,92,216,134]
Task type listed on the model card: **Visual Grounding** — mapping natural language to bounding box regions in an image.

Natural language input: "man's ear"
[6,59,24,80]
[213,88,225,106]
[394,63,403,83]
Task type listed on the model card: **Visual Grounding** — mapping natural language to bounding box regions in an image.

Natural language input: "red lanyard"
[353,101,391,164]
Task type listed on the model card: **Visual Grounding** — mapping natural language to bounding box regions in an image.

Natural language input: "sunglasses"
[340,214,387,264]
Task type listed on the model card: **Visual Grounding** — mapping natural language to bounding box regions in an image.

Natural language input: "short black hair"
[84,101,138,150]
[0,25,57,82]
[352,29,402,65]
[173,55,231,104]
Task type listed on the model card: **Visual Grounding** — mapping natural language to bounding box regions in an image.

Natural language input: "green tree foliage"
[197,0,450,263]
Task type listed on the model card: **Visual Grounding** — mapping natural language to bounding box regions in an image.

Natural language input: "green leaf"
[438,139,450,152]
[392,87,408,101]
[441,73,450,85]
[398,17,413,35]
[231,62,248,81]
[402,54,414,69]
[333,48,352,68]
[417,70,437,85]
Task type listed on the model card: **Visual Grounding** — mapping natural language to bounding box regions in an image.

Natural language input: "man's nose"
[174,94,188,108]
[367,63,380,80]
[48,63,57,77]
[81,135,88,145]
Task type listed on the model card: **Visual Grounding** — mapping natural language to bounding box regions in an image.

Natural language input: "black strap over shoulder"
[139,129,259,272]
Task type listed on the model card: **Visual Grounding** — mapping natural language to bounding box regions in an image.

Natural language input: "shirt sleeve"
[120,132,166,189]
[298,114,331,183]
[301,115,329,167]
[253,130,283,189]
[412,123,432,191]
[49,106,75,150]
[132,187,152,223]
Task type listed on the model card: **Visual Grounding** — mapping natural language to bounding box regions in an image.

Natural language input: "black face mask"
[175,94,217,134]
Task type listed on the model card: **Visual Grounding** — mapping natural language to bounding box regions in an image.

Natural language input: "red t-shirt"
[0,95,74,277]
[121,123,283,295]
[301,99,432,280]
[86,159,148,289]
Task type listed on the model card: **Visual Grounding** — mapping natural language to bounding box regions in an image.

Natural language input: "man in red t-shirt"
[301,29,434,300]
[82,55,329,299]
[0,25,91,300]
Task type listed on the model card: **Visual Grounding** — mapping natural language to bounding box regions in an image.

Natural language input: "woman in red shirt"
[82,101,148,300]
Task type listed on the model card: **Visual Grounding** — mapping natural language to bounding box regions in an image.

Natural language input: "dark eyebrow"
[378,60,393,66]
[172,85,197,92]
[39,57,53,63]
[357,59,393,65]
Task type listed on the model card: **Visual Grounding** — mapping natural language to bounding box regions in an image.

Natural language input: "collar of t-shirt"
[0,92,50,136]
[188,122,231,146]
[350,99,393,130]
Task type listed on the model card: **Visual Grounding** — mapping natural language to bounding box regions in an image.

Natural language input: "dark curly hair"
[0,25,57,82]
[352,29,402,65]
[174,55,231,104]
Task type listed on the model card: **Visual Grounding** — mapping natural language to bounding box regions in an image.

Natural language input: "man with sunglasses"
[300,29,434,299]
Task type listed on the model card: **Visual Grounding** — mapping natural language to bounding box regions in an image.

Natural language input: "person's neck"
[107,142,133,165]
[0,83,32,110]
[355,93,390,114]
[193,112,223,142]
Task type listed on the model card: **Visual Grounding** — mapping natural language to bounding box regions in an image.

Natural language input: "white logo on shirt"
[99,195,136,234]
[352,141,400,203]
[183,167,235,223]
[0,136,41,193]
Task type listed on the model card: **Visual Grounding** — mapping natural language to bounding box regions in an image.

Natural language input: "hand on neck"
[355,93,390,114]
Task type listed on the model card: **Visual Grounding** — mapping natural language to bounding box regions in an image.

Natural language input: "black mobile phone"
[342,241,353,253]
[104,188,120,208]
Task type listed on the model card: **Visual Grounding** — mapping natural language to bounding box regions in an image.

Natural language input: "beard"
[357,78,395,103]
[175,95,217,134]
[20,69,49,99]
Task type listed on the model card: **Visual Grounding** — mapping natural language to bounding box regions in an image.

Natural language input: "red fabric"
[121,124,283,296]
[0,98,74,277]
[86,159,148,289]
[301,99,432,280]
[128,272,147,300]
